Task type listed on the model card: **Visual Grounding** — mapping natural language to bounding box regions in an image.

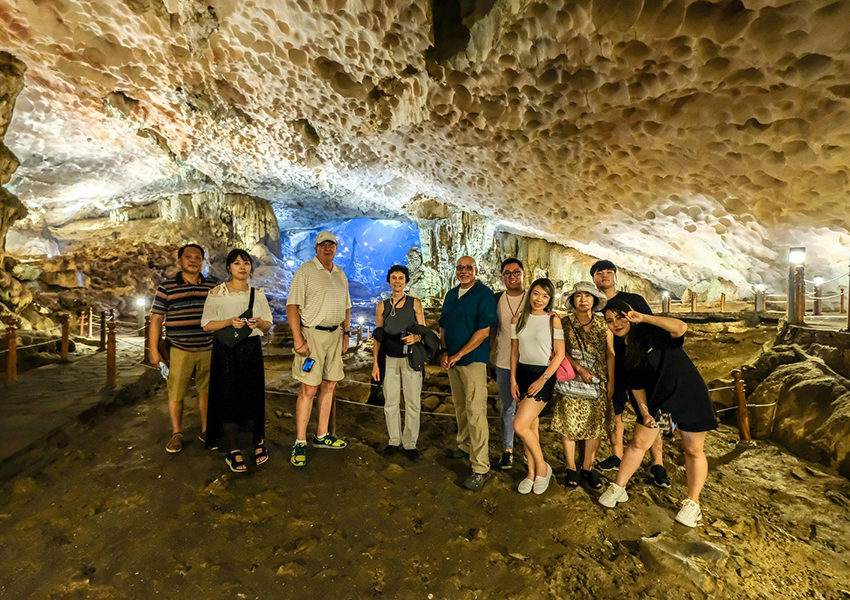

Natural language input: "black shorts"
[516,363,556,404]
[612,387,639,416]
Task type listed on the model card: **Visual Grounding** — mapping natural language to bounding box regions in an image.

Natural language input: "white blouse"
[511,314,564,367]
[201,284,274,338]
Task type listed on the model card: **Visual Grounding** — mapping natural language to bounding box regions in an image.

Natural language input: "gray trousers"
[495,367,517,451]
[383,356,422,449]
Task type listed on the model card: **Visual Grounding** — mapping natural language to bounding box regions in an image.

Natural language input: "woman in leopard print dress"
[551,282,615,490]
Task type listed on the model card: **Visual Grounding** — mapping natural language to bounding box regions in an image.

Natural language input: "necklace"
[389,294,406,317]
[576,313,593,328]
[505,290,525,317]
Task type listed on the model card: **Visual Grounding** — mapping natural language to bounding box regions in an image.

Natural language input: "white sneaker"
[675,499,702,527]
[532,463,553,495]
[517,477,533,495]
[598,483,629,508]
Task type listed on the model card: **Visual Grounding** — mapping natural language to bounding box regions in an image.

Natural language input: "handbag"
[213,287,255,347]
[555,315,602,399]
[549,316,576,383]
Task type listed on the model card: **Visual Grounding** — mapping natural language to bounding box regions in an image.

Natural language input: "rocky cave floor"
[1,324,849,599]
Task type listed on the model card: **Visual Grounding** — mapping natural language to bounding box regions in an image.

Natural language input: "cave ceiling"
[1,0,850,290]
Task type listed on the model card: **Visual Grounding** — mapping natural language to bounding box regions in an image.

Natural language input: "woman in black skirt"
[598,300,717,527]
[201,249,273,472]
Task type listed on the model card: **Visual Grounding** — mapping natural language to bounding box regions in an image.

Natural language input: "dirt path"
[1,324,849,599]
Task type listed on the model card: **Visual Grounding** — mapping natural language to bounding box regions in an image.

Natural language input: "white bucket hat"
[566,281,608,312]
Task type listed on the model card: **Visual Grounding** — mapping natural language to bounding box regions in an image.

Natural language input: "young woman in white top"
[511,278,565,495]
[201,249,273,473]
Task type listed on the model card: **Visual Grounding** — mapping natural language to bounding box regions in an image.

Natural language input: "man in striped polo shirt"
[149,243,217,454]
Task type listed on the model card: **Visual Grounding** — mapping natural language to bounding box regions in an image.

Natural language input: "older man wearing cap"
[286,230,352,468]
[591,259,670,488]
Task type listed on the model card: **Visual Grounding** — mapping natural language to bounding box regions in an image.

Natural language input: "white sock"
[316,433,327,439]
[295,439,306,445]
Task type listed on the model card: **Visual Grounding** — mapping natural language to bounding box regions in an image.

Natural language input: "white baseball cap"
[315,230,338,245]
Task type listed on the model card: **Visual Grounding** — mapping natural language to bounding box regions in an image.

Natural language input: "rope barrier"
[707,385,734,392]
[805,292,843,300]
[805,273,849,285]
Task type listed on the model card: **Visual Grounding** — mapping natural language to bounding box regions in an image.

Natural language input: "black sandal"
[580,468,603,490]
[564,469,579,488]
[225,450,247,473]
[255,442,269,466]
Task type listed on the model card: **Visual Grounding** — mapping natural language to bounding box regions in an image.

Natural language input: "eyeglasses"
[455,265,475,272]
[501,270,523,278]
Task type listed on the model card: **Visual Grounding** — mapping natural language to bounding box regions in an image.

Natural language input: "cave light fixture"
[813,276,824,286]
[135,297,146,308]
[661,290,671,313]
[787,246,806,324]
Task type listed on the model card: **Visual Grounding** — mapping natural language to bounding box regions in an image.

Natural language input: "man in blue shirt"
[439,255,498,491]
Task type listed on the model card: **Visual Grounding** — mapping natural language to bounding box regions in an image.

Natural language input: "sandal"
[580,468,603,490]
[225,450,247,473]
[564,469,579,488]
[255,442,269,466]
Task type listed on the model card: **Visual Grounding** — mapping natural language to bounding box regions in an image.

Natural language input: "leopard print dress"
[551,312,614,440]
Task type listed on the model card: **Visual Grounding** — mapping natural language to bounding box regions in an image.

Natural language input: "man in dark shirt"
[150,243,217,454]
[439,255,498,492]
[591,259,670,488]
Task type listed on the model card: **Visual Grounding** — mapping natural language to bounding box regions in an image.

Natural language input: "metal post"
[59,313,70,360]
[661,295,670,313]
[4,317,18,383]
[144,315,151,364]
[88,307,93,338]
[106,319,116,389]
[731,369,752,444]
[690,295,697,313]
[813,283,823,316]
[99,311,106,351]
[720,293,726,313]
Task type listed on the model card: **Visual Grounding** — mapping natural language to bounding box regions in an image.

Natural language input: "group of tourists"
[150,232,717,529]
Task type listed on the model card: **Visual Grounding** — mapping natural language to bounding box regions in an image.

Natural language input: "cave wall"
[0,51,26,255]
[110,191,282,258]
[411,210,659,304]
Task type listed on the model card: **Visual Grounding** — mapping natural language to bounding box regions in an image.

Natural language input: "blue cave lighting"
[283,218,420,301]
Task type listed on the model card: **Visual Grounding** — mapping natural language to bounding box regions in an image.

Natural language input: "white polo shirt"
[287,257,352,327]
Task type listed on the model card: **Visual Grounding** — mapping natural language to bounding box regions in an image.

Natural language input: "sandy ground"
[1,323,849,599]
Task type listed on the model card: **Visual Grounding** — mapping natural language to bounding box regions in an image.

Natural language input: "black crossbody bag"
[213,287,255,347]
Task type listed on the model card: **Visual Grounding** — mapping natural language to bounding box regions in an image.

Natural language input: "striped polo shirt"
[151,272,217,351]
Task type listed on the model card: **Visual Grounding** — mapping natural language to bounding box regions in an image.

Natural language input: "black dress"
[623,327,717,432]
[206,336,266,447]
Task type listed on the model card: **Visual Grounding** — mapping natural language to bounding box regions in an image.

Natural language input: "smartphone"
[302,357,315,373]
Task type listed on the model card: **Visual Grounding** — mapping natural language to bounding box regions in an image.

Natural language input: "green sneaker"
[312,433,347,449]
[290,443,307,467]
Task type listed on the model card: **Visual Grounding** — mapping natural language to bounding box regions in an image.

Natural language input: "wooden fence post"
[720,293,726,313]
[731,369,752,444]
[79,309,85,337]
[88,307,93,338]
[106,319,116,389]
[840,287,846,314]
[99,311,106,351]
[690,295,697,313]
[4,317,18,383]
[356,325,363,347]
[144,315,151,364]
[59,313,70,360]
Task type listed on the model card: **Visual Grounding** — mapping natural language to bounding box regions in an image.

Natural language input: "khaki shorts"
[292,327,344,386]
[167,347,211,400]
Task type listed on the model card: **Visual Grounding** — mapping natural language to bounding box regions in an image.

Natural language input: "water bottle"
[159,361,169,380]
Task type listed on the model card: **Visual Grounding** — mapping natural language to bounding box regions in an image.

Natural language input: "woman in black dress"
[598,300,717,527]
[201,249,273,473]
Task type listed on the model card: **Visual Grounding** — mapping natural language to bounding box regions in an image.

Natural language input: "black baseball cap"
[590,259,617,276]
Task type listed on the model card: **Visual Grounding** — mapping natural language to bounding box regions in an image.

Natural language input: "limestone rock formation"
[0,1,848,295]
[0,50,26,254]
[739,341,850,478]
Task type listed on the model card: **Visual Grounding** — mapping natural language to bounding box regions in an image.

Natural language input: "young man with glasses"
[490,258,526,470]
[439,256,498,491]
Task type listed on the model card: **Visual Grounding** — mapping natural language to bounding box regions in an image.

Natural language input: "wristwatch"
[541,374,550,380]
[342,330,351,337]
